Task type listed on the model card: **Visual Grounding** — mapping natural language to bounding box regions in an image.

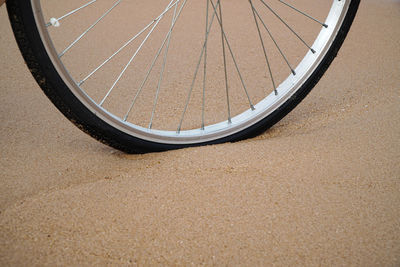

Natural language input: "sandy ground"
[1,0,399,266]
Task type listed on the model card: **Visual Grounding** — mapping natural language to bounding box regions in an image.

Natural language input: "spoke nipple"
[148,123,152,129]
[323,24,328,28]
[311,48,316,54]
[274,90,278,96]
[77,81,84,86]
[176,127,181,134]
[123,115,128,122]
[291,70,296,76]
[250,105,255,111]
[228,118,232,124]
[201,124,205,131]
[49,17,60,27]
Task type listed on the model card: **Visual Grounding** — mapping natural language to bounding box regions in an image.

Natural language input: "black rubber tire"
[7,0,360,153]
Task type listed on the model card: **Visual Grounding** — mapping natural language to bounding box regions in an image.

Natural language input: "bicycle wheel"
[7,0,360,153]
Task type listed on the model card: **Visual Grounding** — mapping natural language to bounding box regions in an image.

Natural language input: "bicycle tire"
[7,0,360,153]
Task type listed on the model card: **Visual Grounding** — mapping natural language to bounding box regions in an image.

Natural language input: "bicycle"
[4,0,360,153]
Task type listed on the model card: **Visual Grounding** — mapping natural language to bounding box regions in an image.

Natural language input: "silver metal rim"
[31,0,350,145]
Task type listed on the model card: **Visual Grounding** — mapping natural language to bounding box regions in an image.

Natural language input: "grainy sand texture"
[1,0,399,266]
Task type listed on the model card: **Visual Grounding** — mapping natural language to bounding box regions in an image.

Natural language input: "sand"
[0,0,399,266]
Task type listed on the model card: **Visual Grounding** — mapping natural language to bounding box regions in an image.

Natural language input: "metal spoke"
[249,0,277,95]
[46,0,97,27]
[209,0,255,109]
[123,0,188,122]
[259,0,316,53]
[252,3,296,76]
[201,0,210,130]
[99,0,177,106]
[78,0,181,86]
[148,3,179,129]
[59,0,122,57]
[218,1,232,123]
[278,0,328,28]
[177,0,221,133]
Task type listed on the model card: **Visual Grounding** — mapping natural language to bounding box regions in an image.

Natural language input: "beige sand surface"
[1,1,399,266]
